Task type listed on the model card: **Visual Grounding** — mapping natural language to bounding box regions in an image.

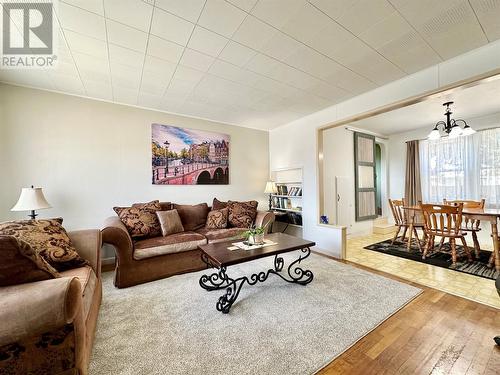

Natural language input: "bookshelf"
[270,168,303,229]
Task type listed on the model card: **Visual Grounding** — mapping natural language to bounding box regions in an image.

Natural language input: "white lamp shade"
[264,181,277,194]
[462,126,476,136]
[449,125,463,138]
[11,187,51,212]
[427,129,441,140]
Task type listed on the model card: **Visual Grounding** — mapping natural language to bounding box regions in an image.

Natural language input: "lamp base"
[29,210,37,220]
[268,194,272,211]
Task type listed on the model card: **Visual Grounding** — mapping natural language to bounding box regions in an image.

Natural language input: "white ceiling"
[1,0,500,130]
[349,75,500,135]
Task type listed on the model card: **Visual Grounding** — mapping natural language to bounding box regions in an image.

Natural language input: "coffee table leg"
[273,247,314,285]
[201,248,314,313]
[216,278,246,314]
[199,266,233,291]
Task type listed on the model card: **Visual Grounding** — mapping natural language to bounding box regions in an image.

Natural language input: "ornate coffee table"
[198,232,315,313]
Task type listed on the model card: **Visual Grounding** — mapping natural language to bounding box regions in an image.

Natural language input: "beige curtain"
[405,140,422,206]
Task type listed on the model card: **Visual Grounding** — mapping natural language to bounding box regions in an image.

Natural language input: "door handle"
[337,194,340,202]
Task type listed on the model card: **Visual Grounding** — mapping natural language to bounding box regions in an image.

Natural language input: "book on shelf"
[275,185,302,197]
[277,185,288,195]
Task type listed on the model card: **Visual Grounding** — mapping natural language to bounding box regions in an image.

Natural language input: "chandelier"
[427,101,475,140]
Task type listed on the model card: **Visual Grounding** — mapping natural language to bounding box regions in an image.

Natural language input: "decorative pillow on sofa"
[227,200,258,228]
[156,209,184,236]
[206,208,228,229]
[0,218,88,271]
[0,235,60,286]
[113,200,162,238]
[212,198,228,210]
[173,203,209,231]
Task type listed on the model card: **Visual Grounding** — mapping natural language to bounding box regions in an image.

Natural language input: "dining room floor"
[346,232,500,309]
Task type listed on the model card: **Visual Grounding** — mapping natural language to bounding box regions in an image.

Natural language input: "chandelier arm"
[434,121,447,130]
[453,119,468,127]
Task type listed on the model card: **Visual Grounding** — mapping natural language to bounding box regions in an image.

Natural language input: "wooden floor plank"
[315,256,500,375]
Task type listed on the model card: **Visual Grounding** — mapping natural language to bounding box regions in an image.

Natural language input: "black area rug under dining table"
[364,238,499,280]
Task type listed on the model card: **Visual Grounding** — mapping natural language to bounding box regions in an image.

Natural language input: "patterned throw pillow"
[0,235,60,286]
[0,218,88,272]
[206,208,228,229]
[113,200,162,238]
[227,201,258,228]
[156,209,184,236]
[212,198,228,210]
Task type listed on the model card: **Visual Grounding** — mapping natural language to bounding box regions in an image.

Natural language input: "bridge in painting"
[153,162,229,185]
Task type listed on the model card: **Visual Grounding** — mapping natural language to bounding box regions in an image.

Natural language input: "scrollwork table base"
[198,233,315,314]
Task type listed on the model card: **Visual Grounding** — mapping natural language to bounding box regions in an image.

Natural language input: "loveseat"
[0,229,102,375]
[102,200,274,288]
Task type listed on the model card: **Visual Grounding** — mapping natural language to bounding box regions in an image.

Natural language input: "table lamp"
[264,181,277,211]
[11,186,51,220]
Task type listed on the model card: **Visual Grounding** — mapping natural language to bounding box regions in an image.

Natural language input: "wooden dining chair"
[420,203,472,267]
[443,199,485,258]
[388,198,424,249]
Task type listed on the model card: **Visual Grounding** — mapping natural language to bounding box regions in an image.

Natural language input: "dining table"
[402,205,500,271]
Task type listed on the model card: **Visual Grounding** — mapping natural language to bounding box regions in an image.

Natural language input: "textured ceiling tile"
[58,2,106,40]
[64,29,108,59]
[198,0,247,37]
[151,7,195,45]
[251,0,305,30]
[180,49,216,72]
[62,0,104,15]
[154,0,205,22]
[104,0,153,32]
[310,0,394,36]
[377,31,441,73]
[469,0,500,41]
[106,20,148,53]
[187,27,229,57]
[226,0,259,12]
[358,11,412,49]
[219,41,256,66]
[147,35,184,64]
[232,16,279,51]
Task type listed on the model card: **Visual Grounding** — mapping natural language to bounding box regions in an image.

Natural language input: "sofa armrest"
[0,277,81,346]
[68,229,102,278]
[101,216,134,263]
[255,210,275,233]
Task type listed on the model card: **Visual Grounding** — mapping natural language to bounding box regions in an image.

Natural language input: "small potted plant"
[243,222,270,245]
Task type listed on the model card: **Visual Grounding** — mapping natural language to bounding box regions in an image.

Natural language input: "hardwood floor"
[317,258,500,375]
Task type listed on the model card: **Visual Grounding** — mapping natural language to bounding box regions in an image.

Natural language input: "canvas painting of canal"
[152,124,230,185]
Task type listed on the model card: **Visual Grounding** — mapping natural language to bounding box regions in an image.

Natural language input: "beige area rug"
[90,253,421,375]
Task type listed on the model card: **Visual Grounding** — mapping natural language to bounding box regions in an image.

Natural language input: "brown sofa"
[102,201,274,288]
[0,230,102,375]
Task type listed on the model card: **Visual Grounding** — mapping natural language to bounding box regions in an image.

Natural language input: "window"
[478,128,500,208]
[420,128,500,208]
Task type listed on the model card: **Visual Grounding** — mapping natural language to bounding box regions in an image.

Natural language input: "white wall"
[269,39,500,258]
[322,127,389,235]
[0,84,270,231]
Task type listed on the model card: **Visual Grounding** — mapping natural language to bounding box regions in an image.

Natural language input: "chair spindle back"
[443,199,485,230]
[388,199,407,226]
[420,203,464,234]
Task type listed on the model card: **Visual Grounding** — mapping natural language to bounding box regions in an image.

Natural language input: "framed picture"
[151,124,230,185]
